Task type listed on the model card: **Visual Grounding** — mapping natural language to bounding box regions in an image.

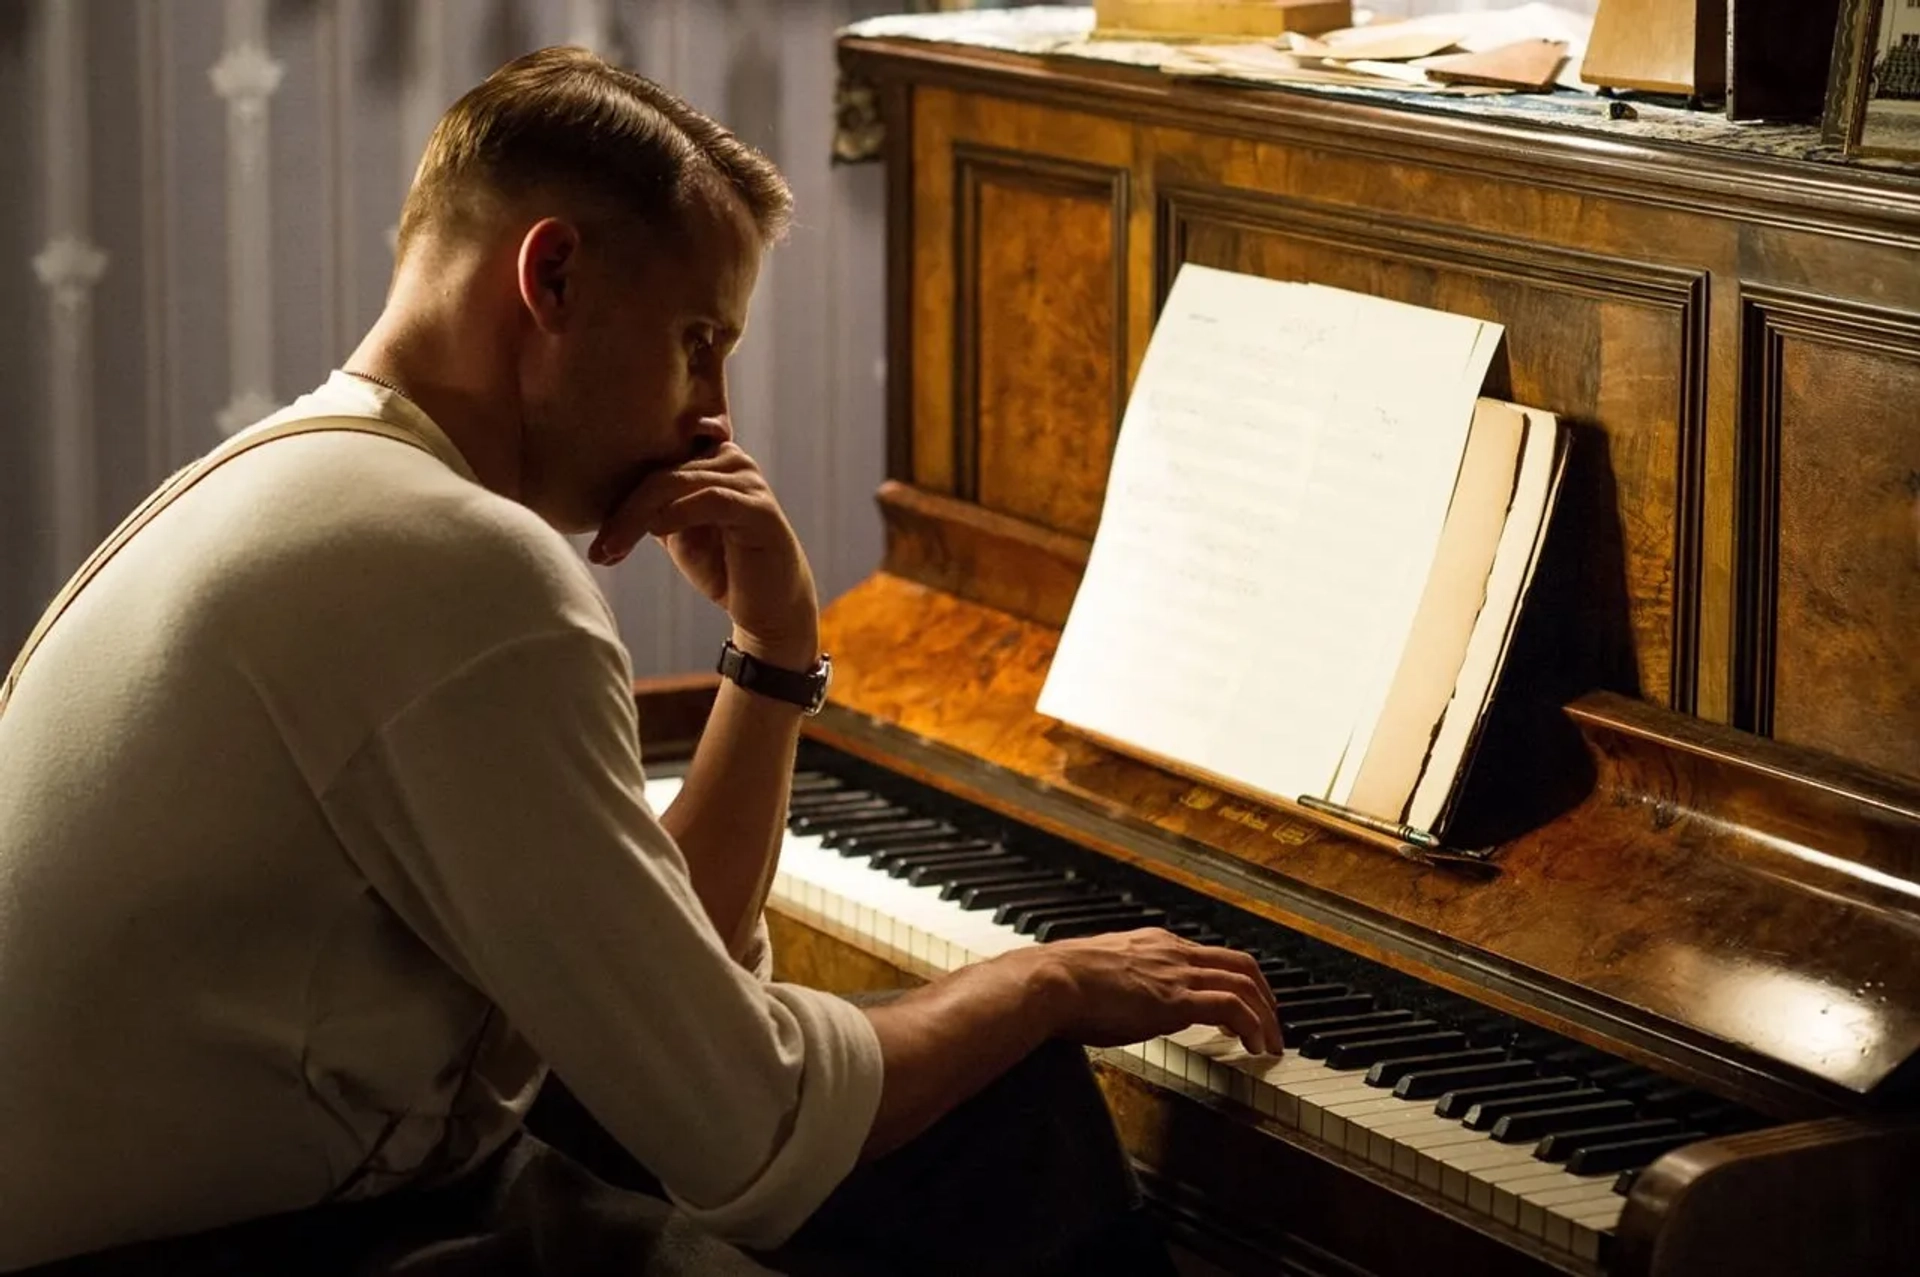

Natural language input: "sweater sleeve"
[317,628,882,1248]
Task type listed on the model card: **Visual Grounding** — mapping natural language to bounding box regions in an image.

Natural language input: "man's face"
[518,189,762,536]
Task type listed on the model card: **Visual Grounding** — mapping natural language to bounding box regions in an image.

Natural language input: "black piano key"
[1639,1084,1699,1112]
[905,856,1026,887]
[1292,1010,1418,1051]
[1539,1044,1613,1075]
[1009,898,1141,934]
[790,805,912,835]
[1259,965,1319,990]
[1581,1060,1646,1088]
[993,891,1124,927]
[1165,921,1225,943]
[788,774,846,795]
[1035,908,1167,942]
[1326,1031,1467,1071]
[1365,1046,1505,1088]
[869,843,1006,872]
[893,853,1013,882]
[959,878,1078,909]
[1463,1085,1605,1131]
[1490,1099,1638,1144]
[1452,1011,1526,1048]
[1612,1169,1640,1196]
[874,845,1007,874]
[821,819,952,850]
[785,792,885,815]
[1273,983,1353,1005]
[1598,1072,1670,1104]
[1279,995,1377,1032]
[1535,1118,1684,1162]
[1436,1075,1583,1120]
[1565,1131,1706,1177]
[1391,1056,1537,1100]
[1674,1100,1752,1135]
[939,869,1058,900]
[1298,1016,1435,1059]
[844,832,985,860]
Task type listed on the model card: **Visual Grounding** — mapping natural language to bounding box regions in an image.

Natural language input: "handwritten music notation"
[1040,264,1501,804]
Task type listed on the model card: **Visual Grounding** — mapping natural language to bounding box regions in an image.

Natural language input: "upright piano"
[636,20,1920,1276]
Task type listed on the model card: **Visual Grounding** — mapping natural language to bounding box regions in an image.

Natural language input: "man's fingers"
[592,468,763,563]
[641,487,760,541]
[1179,944,1282,1052]
[1182,968,1283,1054]
[1185,990,1271,1057]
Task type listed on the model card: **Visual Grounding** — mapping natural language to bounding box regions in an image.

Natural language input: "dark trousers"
[26,1041,1176,1277]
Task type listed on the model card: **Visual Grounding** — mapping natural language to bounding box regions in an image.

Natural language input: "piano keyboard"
[644,752,1760,1268]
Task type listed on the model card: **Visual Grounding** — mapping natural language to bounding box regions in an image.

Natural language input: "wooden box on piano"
[645,22,1920,1277]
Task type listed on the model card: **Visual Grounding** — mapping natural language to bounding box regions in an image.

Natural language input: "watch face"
[807,656,833,714]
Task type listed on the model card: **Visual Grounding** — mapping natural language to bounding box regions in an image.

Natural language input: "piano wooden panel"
[871,46,1920,764]
[958,147,1128,537]
[1736,290,1920,780]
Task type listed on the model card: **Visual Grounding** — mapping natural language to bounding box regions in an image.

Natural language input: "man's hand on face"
[588,443,819,669]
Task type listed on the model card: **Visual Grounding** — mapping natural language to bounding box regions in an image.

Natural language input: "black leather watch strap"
[716,639,831,716]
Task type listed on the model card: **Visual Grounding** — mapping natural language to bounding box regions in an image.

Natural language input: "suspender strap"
[1,416,433,717]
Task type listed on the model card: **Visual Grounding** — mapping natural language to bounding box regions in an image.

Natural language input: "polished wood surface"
[811,572,1920,1115]
[1612,1116,1920,1276]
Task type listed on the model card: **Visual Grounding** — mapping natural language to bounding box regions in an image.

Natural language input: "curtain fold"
[4,0,893,676]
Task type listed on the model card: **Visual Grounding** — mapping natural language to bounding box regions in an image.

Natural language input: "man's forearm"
[858,949,1062,1160]
[659,674,802,959]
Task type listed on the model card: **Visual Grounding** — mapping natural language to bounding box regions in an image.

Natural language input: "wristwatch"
[716,639,832,716]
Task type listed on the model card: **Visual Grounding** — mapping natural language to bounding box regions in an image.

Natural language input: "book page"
[1344,399,1527,823]
[1039,265,1500,806]
[1407,405,1568,833]
[1326,316,1506,802]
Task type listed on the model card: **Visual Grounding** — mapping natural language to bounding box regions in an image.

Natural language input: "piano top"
[807,570,1920,1122]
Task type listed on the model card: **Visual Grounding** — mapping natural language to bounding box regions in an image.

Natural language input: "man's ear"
[517,218,579,335]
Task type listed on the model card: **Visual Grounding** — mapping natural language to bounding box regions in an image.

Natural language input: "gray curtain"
[3,0,895,676]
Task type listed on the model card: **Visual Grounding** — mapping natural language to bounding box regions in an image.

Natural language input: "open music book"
[1037,265,1568,843]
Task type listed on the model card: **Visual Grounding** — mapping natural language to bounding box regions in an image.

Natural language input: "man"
[0,48,1281,1274]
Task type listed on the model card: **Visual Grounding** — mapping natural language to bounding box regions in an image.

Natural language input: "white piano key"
[1493,1169,1593,1229]
[1320,1092,1413,1155]
[1532,1181,1619,1252]
[1565,1195,1626,1261]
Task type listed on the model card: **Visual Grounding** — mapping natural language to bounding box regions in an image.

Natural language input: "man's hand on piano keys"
[1020,928,1285,1057]
[588,441,820,667]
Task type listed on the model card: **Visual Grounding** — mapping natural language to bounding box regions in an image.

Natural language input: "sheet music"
[1039,265,1499,805]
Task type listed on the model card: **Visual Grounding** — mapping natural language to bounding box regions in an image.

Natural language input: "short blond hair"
[396,46,791,258]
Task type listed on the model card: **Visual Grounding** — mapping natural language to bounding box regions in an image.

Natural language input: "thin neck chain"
[342,367,409,400]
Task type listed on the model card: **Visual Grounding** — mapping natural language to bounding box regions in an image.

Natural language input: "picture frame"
[1824,0,1920,160]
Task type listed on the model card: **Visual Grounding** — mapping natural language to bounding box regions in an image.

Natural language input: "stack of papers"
[1159,4,1596,97]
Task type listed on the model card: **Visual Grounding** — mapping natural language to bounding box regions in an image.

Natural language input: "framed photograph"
[1826,0,1920,159]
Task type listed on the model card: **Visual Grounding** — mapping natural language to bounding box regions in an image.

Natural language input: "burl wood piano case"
[641,24,1920,1277]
